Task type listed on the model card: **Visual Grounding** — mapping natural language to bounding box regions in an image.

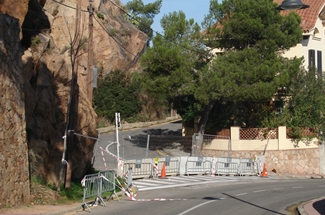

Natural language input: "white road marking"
[177,200,218,215]
[253,190,266,193]
[138,180,228,191]
[236,193,247,196]
[292,186,303,189]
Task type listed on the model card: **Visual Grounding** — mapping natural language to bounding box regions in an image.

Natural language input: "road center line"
[236,193,247,196]
[253,190,266,193]
[177,200,218,215]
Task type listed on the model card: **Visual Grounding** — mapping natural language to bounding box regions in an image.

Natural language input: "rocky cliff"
[0,0,147,208]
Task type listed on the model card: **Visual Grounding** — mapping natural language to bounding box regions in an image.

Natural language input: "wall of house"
[201,147,321,176]
[202,126,319,151]
[282,18,325,70]
[200,126,323,176]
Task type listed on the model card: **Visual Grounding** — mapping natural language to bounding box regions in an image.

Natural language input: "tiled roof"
[275,0,325,32]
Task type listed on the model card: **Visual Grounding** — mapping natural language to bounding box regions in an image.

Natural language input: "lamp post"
[276,0,309,10]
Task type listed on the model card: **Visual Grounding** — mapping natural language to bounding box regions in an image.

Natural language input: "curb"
[45,192,127,215]
[297,203,308,215]
[296,197,325,215]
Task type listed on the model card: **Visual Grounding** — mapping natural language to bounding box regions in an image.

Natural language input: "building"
[275,0,325,73]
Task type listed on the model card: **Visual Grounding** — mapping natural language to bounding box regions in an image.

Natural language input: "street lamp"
[276,0,309,10]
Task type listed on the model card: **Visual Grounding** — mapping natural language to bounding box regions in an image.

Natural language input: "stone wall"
[0,15,30,208]
[201,148,320,176]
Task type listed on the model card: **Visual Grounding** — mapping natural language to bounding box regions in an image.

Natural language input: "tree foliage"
[195,0,303,130]
[125,0,162,44]
[93,70,142,122]
[263,68,325,140]
[203,0,302,51]
[140,11,207,124]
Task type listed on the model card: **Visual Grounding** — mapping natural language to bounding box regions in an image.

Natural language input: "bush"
[97,12,104,20]
[94,70,142,122]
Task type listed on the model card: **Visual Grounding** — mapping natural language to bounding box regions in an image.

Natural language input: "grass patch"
[30,176,84,205]
[58,181,84,203]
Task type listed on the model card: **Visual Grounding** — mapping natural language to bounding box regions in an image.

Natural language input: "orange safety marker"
[261,163,268,177]
[160,162,166,178]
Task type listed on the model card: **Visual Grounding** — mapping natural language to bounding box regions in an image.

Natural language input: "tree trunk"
[194,100,215,156]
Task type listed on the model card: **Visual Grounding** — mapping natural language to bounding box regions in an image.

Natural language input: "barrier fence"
[81,156,263,211]
[185,156,212,176]
[81,170,116,212]
[121,156,264,179]
[122,158,153,178]
[156,156,180,176]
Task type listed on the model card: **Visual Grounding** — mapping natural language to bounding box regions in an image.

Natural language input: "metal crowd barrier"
[157,156,181,176]
[80,173,107,212]
[80,171,117,212]
[237,158,256,176]
[185,156,212,175]
[123,158,153,178]
[98,170,117,200]
[121,156,262,178]
[215,157,240,175]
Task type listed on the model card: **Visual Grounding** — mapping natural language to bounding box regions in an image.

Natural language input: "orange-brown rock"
[0,0,147,208]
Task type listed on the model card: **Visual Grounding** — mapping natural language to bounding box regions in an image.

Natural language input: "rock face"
[0,0,147,208]
[0,15,30,207]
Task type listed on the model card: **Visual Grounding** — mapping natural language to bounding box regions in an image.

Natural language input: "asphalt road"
[92,120,183,171]
[75,178,325,215]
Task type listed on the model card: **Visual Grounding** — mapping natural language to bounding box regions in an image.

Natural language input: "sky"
[120,0,213,33]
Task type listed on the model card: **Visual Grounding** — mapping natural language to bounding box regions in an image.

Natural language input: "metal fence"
[185,156,212,175]
[81,170,116,212]
[122,157,181,178]
[122,158,153,178]
[192,133,230,156]
[156,156,181,176]
[121,156,262,178]
[215,157,239,175]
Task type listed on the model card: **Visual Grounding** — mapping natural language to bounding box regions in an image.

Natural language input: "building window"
[309,49,315,68]
[317,51,322,76]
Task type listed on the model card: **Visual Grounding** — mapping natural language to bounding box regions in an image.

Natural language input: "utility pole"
[115,113,121,175]
[87,0,94,102]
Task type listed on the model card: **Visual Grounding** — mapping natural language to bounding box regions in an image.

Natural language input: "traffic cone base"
[261,163,268,177]
[160,162,166,179]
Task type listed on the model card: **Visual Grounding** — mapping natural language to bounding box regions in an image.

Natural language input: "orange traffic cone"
[160,162,166,178]
[261,163,268,177]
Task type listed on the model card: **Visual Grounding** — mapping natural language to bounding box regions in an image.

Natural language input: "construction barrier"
[119,156,264,178]
[98,170,117,200]
[185,156,212,175]
[80,173,107,212]
[123,158,153,178]
[237,158,256,176]
[214,157,239,175]
[156,156,181,176]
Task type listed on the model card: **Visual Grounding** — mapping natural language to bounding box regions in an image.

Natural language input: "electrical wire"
[93,15,137,57]
[106,0,208,57]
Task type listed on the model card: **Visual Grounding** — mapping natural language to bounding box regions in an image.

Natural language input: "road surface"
[93,120,183,171]
[75,177,325,215]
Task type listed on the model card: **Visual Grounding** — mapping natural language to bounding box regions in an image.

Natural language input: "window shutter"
[317,50,322,75]
[309,49,315,68]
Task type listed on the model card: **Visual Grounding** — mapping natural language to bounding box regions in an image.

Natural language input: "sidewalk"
[297,197,325,215]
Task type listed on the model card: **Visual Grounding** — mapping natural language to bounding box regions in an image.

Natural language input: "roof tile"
[275,0,325,32]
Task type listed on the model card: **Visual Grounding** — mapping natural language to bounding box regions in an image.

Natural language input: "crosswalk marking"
[134,175,243,191]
